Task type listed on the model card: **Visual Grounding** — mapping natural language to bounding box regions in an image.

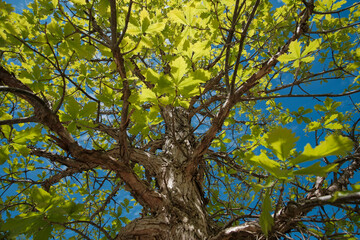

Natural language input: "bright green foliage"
[266,126,299,161]
[278,39,322,67]
[291,134,353,165]
[245,126,353,179]
[259,190,274,236]
[0,0,359,239]
[1,186,84,239]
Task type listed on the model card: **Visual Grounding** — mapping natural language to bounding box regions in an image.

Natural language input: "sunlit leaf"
[31,187,52,211]
[291,135,353,165]
[265,126,299,161]
[294,162,338,177]
[147,22,165,34]
[70,0,86,5]
[140,88,157,102]
[303,39,322,56]
[259,190,273,236]
[13,127,42,145]
[0,145,10,164]
[171,56,187,84]
[168,9,187,25]
[245,152,289,179]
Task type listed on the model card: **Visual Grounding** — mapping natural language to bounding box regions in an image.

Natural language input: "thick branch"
[109,0,131,162]
[212,192,360,239]
[0,67,164,212]
[0,68,75,145]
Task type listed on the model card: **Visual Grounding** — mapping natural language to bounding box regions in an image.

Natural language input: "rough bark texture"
[118,106,209,239]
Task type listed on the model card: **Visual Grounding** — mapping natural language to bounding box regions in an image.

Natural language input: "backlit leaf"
[0,145,10,165]
[65,97,81,119]
[171,56,187,84]
[303,39,322,56]
[140,88,157,102]
[31,187,52,211]
[147,22,165,34]
[294,162,338,177]
[80,102,97,118]
[70,0,86,5]
[13,127,42,145]
[245,152,288,179]
[291,135,353,165]
[265,126,299,161]
[259,190,273,236]
[168,9,187,25]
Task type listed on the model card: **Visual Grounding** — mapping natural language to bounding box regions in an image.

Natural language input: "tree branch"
[230,0,260,95]
[238,89,360,101]
[0,67,164,212]
[187,3,315,176]
[0,116,37,125]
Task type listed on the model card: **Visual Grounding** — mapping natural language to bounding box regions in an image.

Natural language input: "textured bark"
[113,107,210,240]
[158,106,209,239]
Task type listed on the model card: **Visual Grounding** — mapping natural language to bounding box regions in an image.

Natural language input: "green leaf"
[291,135,353,165]
[65,97,81,119]
[265,126,299,161]
[279,40,302,63]
[146,68,160,84]
[13,127,42,145]
[0,145,10,165]
[31,187,52,211]
[324,114,338,125]
[294,162,338,177]
[302,39,322,56]
[259,190,273,236]
[325,122,343,130]
[289,40,301,58]
[96,0,109,16]
[140,88,157,102]
[189,69,211,82]
[191,41,210,60]
[171,56,187,84]
[245,152,288,179]
[13,143,30,156]
[76,44,96,59]
[147,22,165,34]
[33,224,52,240]
[127,23,141,35]
[168,9,187,25]
[307,121,322,131]
[140,10,151,33]
[96,85,115,107]
[70,0,86,5]
[178,78,203,96]
[80,102,97,118]
[0,215,40,235]
[65,33,81,51]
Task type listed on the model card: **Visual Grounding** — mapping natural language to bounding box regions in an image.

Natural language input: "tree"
[0,0,359,238]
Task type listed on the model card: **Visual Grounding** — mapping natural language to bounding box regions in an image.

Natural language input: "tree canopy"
[0,0,360,239]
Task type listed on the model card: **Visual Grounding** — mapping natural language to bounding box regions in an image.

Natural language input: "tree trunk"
[119,106,209,239]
